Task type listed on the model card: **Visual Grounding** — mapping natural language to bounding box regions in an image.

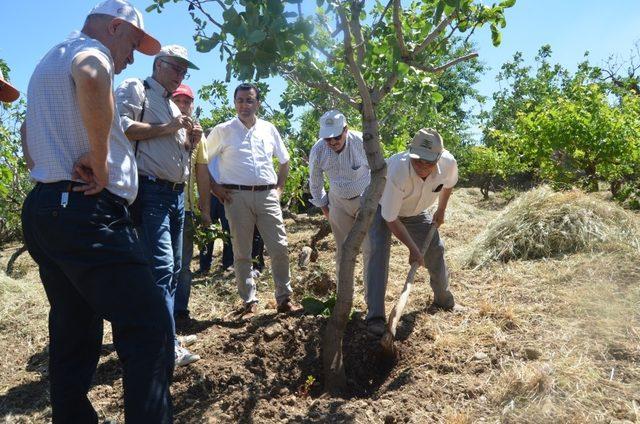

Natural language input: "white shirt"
[26,32,138,203]
[308,130,370,207]
[380,151,458,222]
[206,117,289,185]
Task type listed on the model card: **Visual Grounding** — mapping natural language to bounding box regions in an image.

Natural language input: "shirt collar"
[234,116,259,131]
[146,77,171,98]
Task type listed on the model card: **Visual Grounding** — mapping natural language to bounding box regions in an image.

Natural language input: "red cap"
[172,84,194,100]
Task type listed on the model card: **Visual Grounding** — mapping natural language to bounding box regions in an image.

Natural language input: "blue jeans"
[21,182,173,423]
[175,212,194,318]
[136,178,185,347]
[199,195,233,271]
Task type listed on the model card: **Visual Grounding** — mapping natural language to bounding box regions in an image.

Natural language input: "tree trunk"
[322,111,387,394]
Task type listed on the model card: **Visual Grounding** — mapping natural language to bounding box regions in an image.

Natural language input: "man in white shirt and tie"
[207,83,299,317]
[308,110,371,279]
[365,128,459,336]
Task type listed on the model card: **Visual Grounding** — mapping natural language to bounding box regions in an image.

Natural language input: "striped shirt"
[206,117,289,186]
[380,150,458,222]
[308,130,370,207]
[25,32,138,203]
[116,77,189,183]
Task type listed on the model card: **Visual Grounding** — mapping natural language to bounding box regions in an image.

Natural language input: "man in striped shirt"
[308,110,371,278]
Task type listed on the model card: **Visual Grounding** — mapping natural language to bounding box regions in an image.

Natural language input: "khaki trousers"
[328,191,371,283]
[224,189,292,304]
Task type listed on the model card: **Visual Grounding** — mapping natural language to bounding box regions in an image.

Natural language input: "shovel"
[380,224,438,357]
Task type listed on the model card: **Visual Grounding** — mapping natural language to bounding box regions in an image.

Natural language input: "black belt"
[139,175,184,192]
[222,184,276,191]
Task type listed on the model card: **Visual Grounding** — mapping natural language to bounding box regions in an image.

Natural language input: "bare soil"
[1,188,638,423]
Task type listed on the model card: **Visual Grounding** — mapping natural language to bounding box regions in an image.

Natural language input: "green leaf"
[247,29,266,44]
[433,1,445,24]
[431,91,444,103]
[490,24,502,46]
[302,297,328,315]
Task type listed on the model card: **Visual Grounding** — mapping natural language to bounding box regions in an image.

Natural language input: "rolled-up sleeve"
[115,78,144,131]
[308,144,328,208]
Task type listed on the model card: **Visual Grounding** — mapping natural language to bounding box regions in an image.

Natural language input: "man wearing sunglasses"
[115,44,201,367]
[308,110,371,280]
[364,128,459,337]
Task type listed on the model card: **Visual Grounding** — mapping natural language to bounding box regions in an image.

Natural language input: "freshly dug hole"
[463,186,640,267]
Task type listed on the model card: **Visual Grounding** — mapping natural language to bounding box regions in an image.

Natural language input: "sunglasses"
[324,128,345,143]
[159,59,190,79]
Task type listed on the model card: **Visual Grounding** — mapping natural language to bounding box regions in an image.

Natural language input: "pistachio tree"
[148,0,515,393]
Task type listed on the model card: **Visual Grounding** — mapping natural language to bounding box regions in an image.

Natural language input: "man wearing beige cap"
[308,110,371,279]
[116,44,201,367]
[0,70,19,103]
[364,128,459,336]
[22,0,173,421]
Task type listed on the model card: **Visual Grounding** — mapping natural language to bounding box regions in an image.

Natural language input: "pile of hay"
[463,186,640,267]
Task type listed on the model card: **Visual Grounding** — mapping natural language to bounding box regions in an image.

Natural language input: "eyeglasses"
[159,59,189,79]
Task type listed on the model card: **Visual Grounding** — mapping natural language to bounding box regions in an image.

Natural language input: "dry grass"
[463,186,640,267]
[1,187,639,423]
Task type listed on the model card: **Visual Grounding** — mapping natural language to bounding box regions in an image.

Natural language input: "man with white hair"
[22,1,173,421]
[308,110,371,279]
[116,44,201,366]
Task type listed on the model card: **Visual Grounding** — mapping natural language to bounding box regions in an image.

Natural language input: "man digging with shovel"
[365,128,459,337]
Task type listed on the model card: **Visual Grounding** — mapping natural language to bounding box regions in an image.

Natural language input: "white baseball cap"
[88,0,161,55]
[0,70,19,103]
[408,128,444,163]
[156,45,199,70]
[319,110,347,139]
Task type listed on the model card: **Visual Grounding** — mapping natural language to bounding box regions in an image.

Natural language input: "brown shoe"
[239,301,258,319]
[277,298,302,314]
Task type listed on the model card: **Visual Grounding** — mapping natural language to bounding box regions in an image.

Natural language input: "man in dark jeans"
[22,1,173,422]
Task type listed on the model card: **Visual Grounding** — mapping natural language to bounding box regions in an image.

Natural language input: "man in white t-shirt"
[207,83,299,317]
[365,128,459,336]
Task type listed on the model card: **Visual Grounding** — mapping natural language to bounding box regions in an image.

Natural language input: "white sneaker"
[250,269,261,278]
[178,334,197,347]
[175,345,200,367]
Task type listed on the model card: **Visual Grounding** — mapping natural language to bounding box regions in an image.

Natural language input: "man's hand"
[191,122,203,146]
[212,182,232,203]
[433,208,445,228]
[72,152,108,195]
[168,115,192,133]
[321,205,330,219]
[408,244,426,268]
[275,185,284,200]
[200,211,212,227]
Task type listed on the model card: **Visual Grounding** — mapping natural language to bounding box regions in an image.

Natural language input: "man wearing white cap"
[364,128,459,336]
[116,44,201,367]
[22,0,173,421]
[308,110,371,278]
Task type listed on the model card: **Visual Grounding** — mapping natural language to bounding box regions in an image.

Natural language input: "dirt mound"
[171,312,397,422]
[463,186,640,267]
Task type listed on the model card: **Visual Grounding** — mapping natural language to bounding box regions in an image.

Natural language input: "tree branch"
[287,69,359,110]
[338,6,372,114]
[371,72,399,105]
[310,39,335,62]
[393,0,409,58]
[349,1,366,67]
[188,0,223,30]
[415,13,456,56]
[406,52,478,73]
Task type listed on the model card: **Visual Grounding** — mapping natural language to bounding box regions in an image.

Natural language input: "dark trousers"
[21,182,173,423]
[175,212,194,317]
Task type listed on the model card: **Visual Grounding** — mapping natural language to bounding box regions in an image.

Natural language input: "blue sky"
[2,0,639,131]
